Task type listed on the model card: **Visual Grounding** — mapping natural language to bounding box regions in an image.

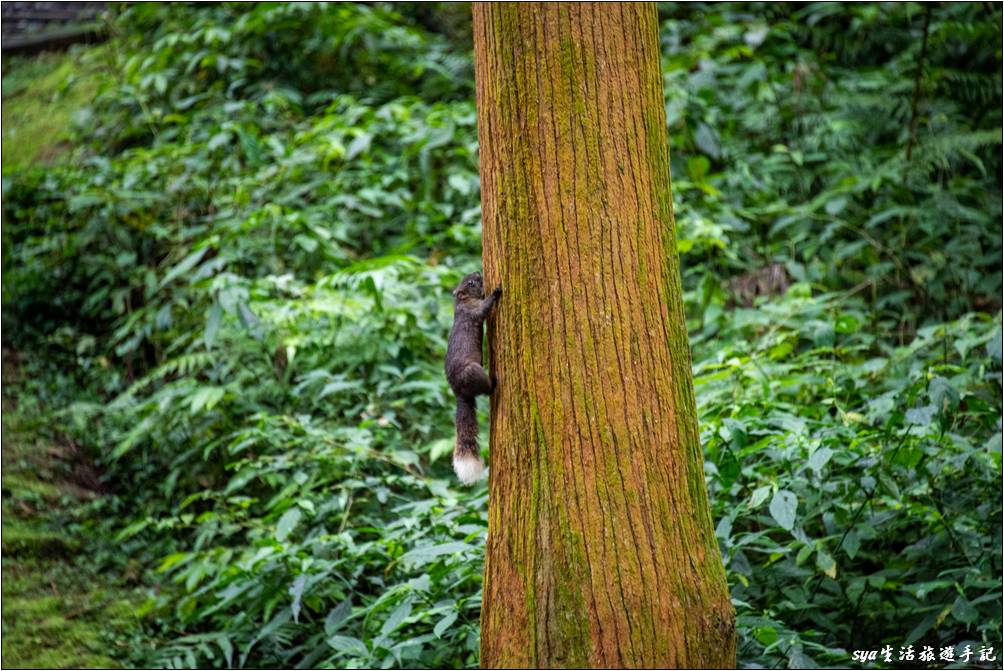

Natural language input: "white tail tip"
[453,453,485,485]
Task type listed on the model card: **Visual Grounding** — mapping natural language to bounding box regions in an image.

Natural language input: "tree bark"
[473,3,735,668]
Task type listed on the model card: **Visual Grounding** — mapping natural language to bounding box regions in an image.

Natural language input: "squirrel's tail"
[453,395,485,485]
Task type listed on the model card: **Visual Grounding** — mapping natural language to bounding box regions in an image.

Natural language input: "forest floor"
[2,48,142,668]
[1,351,140,668]
[1,44,106,171]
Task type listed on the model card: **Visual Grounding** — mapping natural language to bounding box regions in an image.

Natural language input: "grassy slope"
[1,49,140,669]
[1,45,106,173]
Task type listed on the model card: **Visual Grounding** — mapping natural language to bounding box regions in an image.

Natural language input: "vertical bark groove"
[474,3,735,667]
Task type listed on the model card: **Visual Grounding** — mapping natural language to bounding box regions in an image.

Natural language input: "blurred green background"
[1,3,1001,668]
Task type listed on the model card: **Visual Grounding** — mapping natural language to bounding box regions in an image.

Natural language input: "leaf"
[843,529,861,559]
[362,275,383,311]
[447,172,471,195]
[787,647,815,668]
[905,405,936,426]
[224,468,257,495]
[346,133,372,160]
[951,596,978,624]
[427,438,453,463]
[987,332,1003,361]
[67,192,103,211]
[318,379,362,400]
[250,608,291,654]
[116,518,150,541]
[695,122,721,159]
[928,376,959,412]
[399,542,472,567]
[208,131,231,151]
[748,485,771,509]
[327,635,367,657]
[237,126,264,165]
[985,432,1003,453]
[189,386,225,414]
[380,599,412,636]
[816,549,837,578]
[825,196,848,216]
[293,234,319,253]
[769,489,798,531]
[905,613,939,645]
[325,599,353,636]
[111,416,154,459]
[159,248,209,289]
[157,552,191,573]
[743,25,769,47]
[237,303,262,339]
[275,508,302,542]
[204,303,222,348]
[216,636,233,668]
[807,447,833,474]
[433,611,457,638]
[715,515,732,541]
[866,392,897,423]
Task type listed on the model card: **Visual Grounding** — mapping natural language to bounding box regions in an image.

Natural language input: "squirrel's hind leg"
[456,362,493,397]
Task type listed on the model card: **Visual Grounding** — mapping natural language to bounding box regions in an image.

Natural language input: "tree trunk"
[472,3,736,668]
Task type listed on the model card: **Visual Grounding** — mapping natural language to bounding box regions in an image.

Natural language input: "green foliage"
[90,2,470,151]
[663,2,1002,327]
[698,294,1002,665]
[2,2,1000,668]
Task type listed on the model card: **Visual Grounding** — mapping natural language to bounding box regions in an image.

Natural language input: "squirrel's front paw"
[492,286,502,300]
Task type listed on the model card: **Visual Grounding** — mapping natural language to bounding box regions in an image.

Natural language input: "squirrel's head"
[452,272,484,301]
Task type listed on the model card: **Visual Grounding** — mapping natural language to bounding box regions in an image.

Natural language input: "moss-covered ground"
[1,354,144,668]
[2,48,144,668]
[1,45,107,172]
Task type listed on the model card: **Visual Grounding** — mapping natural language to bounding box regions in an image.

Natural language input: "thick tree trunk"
[473,3,735,668]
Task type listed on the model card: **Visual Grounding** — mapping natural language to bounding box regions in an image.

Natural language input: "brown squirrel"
[445,272,501,484]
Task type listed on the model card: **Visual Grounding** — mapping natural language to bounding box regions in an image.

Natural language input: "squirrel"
[445,272,501,484]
